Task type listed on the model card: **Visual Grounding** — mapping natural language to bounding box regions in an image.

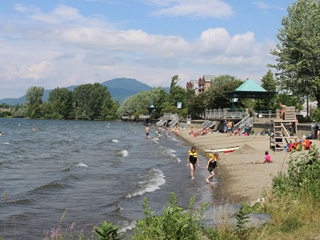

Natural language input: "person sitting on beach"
[187,146,200,180]
[205,153,219,183]
[189,127,194,135]
[252,151,271,164]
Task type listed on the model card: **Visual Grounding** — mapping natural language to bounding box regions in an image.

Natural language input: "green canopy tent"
[224,78,276,109]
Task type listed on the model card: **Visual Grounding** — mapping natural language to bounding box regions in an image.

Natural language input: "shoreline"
[175,124,319,204]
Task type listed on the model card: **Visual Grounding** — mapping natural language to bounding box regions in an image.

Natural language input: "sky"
[0,0,295,99]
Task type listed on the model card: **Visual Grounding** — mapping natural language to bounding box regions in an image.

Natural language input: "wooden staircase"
[270,106,298,151]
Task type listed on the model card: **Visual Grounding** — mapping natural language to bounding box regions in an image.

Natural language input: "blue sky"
[0,0,295,99]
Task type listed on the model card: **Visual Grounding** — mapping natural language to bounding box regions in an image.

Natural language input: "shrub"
[272,145,320,199]
[132,193,208,240]
[311,107,320,122]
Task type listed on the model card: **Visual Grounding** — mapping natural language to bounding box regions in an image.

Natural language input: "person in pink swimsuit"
[252,151,271,164]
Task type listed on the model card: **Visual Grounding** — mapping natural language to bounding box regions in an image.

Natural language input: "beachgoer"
[252,151,271,164]
[186,146,200,180]
[227,121,232,136]
[0,131,2,136]
[224,120,227,133]
[189,127,194,135]
[205,153,219,183]
[174,126,179,140]
[145,126,150,139]
[279,102,286,120]
[158,126,162,139]
[32,124,36,132]
[166,127,169,138]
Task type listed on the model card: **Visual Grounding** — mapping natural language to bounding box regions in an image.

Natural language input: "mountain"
[0,78,157,106]
[102,78,153,104]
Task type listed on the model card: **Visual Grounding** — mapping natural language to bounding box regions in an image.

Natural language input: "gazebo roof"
[235,78,267,92]
[224,78,276,99]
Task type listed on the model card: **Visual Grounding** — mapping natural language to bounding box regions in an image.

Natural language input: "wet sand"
[177,124,319,203]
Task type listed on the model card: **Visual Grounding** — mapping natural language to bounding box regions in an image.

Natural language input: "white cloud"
[253,1,285,11]
[5,62,53,81]
[145,0,233,18]
[197,28,231,54]
[0,4,277,99]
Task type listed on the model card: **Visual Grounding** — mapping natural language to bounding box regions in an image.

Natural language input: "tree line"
[8,83,119,120]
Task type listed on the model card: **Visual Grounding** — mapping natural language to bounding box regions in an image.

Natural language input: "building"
[186,75,216,95]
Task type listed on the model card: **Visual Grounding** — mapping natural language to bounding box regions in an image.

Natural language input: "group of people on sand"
[189,127,212,136]
[186,146,272,183]
[186,146,220,183]
[145,125,180,140]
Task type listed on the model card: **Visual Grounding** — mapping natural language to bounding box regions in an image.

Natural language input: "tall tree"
[255,70,277,110]
[48,87,74,119]
[73,83,114,120]
[269,0,320,106]
[170,75,179,93]
[25,86,44,118]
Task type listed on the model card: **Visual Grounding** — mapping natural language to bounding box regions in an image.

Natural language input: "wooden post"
[5,192,7,203]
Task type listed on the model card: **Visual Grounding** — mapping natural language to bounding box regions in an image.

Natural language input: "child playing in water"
[186,146,200,180]
[205,153,219,183]
[252,151,271,164]
[158,126,162,139]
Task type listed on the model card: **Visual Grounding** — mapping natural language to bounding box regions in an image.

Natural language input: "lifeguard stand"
[270,106,298,151]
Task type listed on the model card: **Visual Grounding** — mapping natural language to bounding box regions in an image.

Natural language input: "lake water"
[0,118,219,239]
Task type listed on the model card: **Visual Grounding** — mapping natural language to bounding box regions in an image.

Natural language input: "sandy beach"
[177,124,319,204]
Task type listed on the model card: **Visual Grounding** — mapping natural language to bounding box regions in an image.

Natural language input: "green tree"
[269,0,320,106]
[255,70,277,110]
[206,78,243,109]
[73,83,115,120]
[169,75,179,93]
[25,86,44,118]
[117,88,168,117]
[48,88,74,119]
[40,102,54,119]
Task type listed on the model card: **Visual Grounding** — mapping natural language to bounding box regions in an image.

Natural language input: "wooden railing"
[205,108,248,119]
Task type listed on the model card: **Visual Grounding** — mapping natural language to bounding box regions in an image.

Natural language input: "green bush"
[132,193,208,240]
[311,107,320,122]
[95,221,124,240]
[272,145,320,199]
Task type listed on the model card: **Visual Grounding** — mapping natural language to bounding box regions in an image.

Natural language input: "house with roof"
[186,75,216,95]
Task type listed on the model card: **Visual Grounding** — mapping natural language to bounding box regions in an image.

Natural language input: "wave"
[119,220,137,233]
[0,142,10,145]
[125,168,165,198]
[75,163,88,168]
[112,139,119,143]
[27,174,80,195]
[165,149,181,163]
[151,138,159,144]
[157,147,182,163]
[116,149,128,158]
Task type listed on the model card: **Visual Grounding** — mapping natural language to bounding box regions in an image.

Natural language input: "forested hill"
[103,78,152,104]
[0,78,153,105]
